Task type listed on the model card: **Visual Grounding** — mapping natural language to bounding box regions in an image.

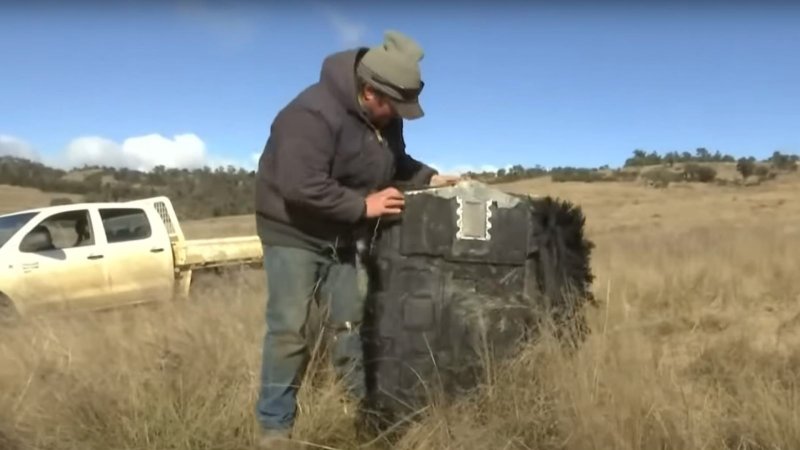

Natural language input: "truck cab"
[0,196,264,320]
[0,199,177,316]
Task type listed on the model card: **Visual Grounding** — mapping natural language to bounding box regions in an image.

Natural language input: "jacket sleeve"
[391,120,439,185]
[268,108,366,223]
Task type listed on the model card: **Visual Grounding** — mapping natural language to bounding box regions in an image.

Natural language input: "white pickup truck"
[0,196,263,319]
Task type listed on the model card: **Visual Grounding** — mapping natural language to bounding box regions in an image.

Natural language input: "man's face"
[361,85,398,128]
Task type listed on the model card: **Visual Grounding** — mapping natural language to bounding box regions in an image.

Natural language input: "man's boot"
[257,428,294,449]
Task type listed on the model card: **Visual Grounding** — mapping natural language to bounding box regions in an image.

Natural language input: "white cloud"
[123,134,208,170]
[3,133,508,178]
[205,153,259,172]
[318,6,367,48]
[2,132,260,172]
[63,136,124,168]
[0,135,40,161]
[64,133,209,171]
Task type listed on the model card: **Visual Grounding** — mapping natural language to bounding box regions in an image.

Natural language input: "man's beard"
[365,110,391,129]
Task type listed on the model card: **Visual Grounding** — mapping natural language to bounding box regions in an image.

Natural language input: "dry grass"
[3,176,800,449]
[0,185,83,215]
[180,214,255,239]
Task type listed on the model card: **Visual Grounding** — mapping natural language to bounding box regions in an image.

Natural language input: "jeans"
[255,244,368,432]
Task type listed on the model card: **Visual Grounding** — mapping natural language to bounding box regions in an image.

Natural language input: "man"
[253,30,458,447]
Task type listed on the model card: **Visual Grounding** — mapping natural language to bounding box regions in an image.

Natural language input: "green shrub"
[754,165,770,178]
[550,168,607,183]
[641,168,684,187]
[683,164,717,183]
[736,158,756,179]
[609,170,639,182]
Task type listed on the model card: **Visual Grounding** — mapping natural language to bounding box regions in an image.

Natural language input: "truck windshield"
[0,212,38,249]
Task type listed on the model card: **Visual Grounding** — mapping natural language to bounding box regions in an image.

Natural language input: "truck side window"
[99,208,152,243]
[19,209,95,253]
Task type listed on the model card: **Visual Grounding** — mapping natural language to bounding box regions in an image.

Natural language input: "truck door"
[15,208,110,313]
[98,206,174,305]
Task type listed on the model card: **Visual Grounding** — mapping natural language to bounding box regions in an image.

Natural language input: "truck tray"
[174,236,263,270]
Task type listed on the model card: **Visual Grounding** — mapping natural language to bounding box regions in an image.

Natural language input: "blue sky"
[1,0,798,174]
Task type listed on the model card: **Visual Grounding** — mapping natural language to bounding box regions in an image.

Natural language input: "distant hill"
[0,184,84,215]
[0,156,254,220]
[461,148,798,186]
[0,148,796,220]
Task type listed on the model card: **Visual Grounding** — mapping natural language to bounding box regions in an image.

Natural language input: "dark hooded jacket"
[254,48,438,251]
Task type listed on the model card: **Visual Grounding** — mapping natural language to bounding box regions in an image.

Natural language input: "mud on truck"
[0,196,262,320]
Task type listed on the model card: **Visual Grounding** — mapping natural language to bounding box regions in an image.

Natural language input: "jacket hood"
[319,48,369,115]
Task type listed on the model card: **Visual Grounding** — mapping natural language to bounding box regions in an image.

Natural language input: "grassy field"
[2,174,800,449]
[0,185,83,215]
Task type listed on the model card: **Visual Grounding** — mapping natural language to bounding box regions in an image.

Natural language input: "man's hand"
[365,187,405,218]
[429,174,461,187]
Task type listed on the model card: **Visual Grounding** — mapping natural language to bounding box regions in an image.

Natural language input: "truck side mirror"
[19,227,55,253]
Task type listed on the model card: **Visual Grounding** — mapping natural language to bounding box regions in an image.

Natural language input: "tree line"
[463,148,798,184]
[0,157,255,220]
[0,148,797,220]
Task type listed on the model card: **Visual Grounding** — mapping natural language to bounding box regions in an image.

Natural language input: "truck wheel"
[359,183,596,440]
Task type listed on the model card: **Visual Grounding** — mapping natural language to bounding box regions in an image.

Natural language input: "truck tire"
[358,181,595,438]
